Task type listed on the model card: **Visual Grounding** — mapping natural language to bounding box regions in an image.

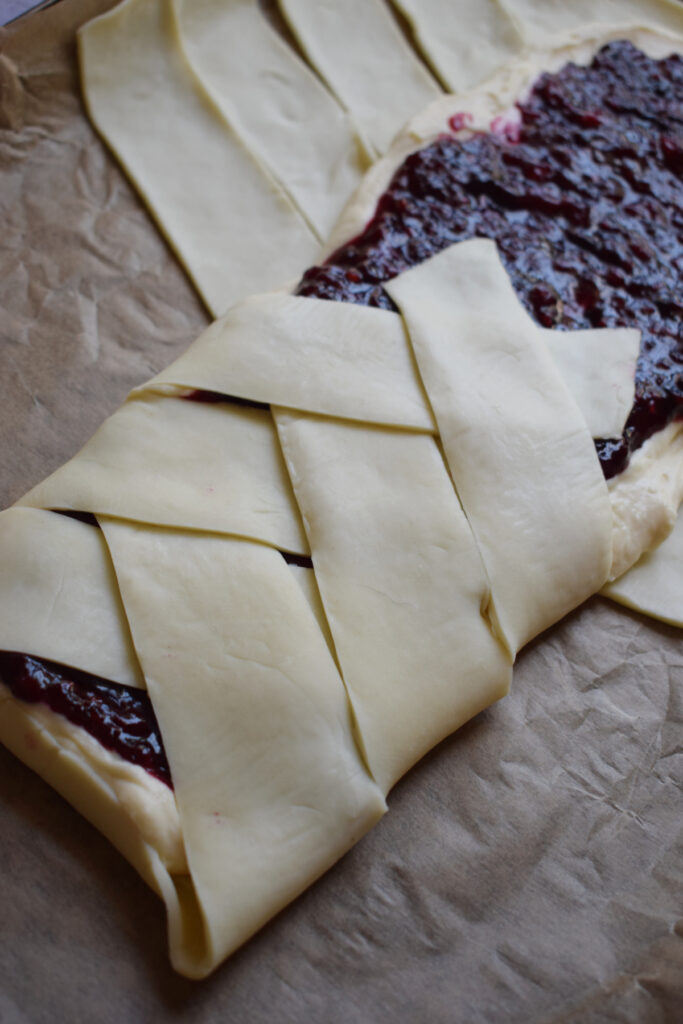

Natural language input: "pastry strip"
[540,328,639,441]
[78,0,320,317]
[147,293,437,433]
[17,393,309,556]
[100,518,385,977]
[0,508,143,688]
[172,0,370,240]
[386,239,614,654]
[277,0,441,155]
[275,412,512,794]
[390,0,524,91]
[503,0,683,44]
[147,293,640,441]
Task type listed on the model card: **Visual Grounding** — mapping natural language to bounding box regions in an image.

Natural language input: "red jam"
[0,651,172,787]
[297,41,683,479]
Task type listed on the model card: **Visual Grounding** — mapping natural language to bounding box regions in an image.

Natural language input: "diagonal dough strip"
[386,239,614,655]
[275,411,512,795]
[78,0,320,317]
[17,393,310,556]
[390,0,525,91]
[503,0,683,44]
[99,517,386,977]
[145,292,639,441]
[146,292,437,432]
[172,0,370,240]
[0,508,144,688]
[277,0,441,155]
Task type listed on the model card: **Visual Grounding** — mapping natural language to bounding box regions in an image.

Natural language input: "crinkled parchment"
[0,2,681,1021]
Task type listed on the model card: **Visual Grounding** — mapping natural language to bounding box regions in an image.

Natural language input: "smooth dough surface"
[172,0,368,240]
[18,392,309,556]
[387,240,614,654]
[276,410,512,794]
[149,292,639,442]
[148,292,436,432]
[505,0,683,44]
[101,518,385,977]
[78,0,320,317]
[0,508,144,688]
[391,0,683,91]
[326,25,683,629]
[391,0,524,91]
[541,328,639,441]
[278,0,441,155]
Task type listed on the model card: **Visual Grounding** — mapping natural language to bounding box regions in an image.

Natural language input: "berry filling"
[297,41,683,479]
[0,651,171,787]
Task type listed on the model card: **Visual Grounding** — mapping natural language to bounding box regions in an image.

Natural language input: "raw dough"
[78,0,320,317]
[172,0,370,240]
[386,239,614,654]
[3,8,683,980]
[278,0,441,154]
[18,392,309,555]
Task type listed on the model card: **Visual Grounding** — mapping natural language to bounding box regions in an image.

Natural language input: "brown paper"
[0,2,682,1020]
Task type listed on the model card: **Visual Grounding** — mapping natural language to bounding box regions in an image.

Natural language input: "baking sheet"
[0,2,682,1020]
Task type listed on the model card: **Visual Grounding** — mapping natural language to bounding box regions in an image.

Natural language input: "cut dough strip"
[540,327,639,441]
[503,0,683,45]
[146,292,639,442]
[390,0,525,91]
[0,507,143,688]
[78,0,320,317]
[277,0,441,155]
[147,292,437,433]
[386,239,614,654]
[172,0,371,241]
[275,411,512,794]
[100,518,386,978]
[17,393,309,556]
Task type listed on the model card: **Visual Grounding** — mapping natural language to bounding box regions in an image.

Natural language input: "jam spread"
[0,651,171,787]
[6,40,683,784]
[298,41,683,479]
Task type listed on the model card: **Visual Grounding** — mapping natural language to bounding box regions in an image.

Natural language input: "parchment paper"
[0,3,681,1021]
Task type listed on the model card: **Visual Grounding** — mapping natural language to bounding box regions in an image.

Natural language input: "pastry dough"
[17,393,309,555]
[3,9,683,979]
[0,508,143,689]
[100,518,385,977]
[78,0,320,317]
[172,0,370,240]
[385,240,614,654]
[278,0,441,154]
[391,0,525,91]
[275,409,512,793]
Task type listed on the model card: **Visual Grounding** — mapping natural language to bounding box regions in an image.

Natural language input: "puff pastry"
[2,11,683,978]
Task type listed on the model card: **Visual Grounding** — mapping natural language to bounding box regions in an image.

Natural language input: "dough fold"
[100,518,385,977]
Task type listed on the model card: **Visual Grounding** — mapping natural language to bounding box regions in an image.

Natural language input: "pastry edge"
[0,680,187,881]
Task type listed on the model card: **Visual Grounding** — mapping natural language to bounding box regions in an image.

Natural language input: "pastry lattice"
[0,236,643,976]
